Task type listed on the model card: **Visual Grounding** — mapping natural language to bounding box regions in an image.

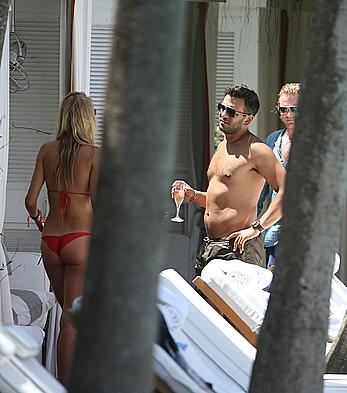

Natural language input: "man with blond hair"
[258,82,301,271]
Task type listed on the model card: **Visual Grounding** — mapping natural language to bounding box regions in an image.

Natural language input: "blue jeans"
[265,245,276,269]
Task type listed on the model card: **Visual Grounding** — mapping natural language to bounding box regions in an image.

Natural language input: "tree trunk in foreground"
[0,0,9,62]
[250,1,347,393]
[69,1,186,392]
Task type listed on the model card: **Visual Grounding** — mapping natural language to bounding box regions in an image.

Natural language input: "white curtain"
[0,15,13,325]
[71,0,92,93]
[0,246,13,325]
[285,10,312,83]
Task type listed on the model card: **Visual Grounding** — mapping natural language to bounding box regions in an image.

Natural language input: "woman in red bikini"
[25,91,100,386]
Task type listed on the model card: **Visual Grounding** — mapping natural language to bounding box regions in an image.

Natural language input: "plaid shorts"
[194,235,265,277]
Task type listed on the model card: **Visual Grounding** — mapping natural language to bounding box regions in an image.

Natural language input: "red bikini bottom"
[42,232,91,255]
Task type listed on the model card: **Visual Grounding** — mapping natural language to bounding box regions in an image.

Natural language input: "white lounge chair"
[193,259,271,347]
[0,325,65,393]
[158,279,248,393]
[158,268,347,393]
[194,258,347,348]
[158,268,257,392]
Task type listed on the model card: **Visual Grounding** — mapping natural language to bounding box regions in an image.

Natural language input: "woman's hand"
[31,210,46,232]
[35,215,46,232]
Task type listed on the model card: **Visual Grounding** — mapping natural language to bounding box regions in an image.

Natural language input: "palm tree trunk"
[69,1,186,392]
[250,1,347,392]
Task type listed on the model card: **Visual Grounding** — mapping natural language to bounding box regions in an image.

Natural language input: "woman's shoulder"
[38,140,58,155]
[78,144,100,162]
[79,143,99,150]
[79,144,100,154]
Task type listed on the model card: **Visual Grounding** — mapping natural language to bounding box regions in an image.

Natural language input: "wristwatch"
[251,219,264,233]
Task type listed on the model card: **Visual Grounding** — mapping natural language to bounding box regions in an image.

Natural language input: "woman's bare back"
[41,141,98,235]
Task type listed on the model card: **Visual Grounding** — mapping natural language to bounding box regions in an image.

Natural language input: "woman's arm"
[90,147,101,209]
[25,146,45,230]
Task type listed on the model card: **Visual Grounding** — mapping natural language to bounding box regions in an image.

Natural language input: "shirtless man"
[172,84,286,276]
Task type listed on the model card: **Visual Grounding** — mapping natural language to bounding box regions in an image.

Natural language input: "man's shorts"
[194,235,265,277]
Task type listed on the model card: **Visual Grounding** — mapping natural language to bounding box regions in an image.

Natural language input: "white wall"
[92,0,117,26]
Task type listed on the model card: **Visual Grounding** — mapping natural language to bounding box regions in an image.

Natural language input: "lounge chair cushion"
[10,289,56,329]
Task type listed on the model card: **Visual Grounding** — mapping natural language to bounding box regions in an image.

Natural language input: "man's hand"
[171,180,195,200]
[226,227,260,253]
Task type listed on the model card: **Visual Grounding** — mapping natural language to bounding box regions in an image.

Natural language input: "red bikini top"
[49,190,90,222]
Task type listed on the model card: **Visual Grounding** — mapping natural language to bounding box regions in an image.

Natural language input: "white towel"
[201,259,273,290]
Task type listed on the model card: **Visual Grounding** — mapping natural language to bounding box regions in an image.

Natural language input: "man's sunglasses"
[278,106,298,115]
[217,103,251,117]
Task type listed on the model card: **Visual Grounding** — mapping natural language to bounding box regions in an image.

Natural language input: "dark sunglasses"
[278,106,298,115]
[217,103,251,117]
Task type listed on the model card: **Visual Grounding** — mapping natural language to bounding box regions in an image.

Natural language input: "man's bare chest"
[208,148,252,179]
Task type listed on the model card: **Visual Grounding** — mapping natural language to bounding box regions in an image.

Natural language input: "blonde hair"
[56,92,97,188]
[278,83,301,100]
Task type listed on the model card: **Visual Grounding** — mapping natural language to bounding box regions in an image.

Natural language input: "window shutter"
[174,57,191,180]
[214,32,235,132]
[4,17,60,253]
[4,228,42,253]
[90,26,113,145]
[89,22,192,239]
[89,25,191,182]
[8,21,60,182]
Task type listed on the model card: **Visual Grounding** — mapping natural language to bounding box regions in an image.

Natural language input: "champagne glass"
[171,184,185,222]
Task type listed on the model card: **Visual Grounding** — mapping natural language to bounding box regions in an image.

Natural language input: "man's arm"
[252,142,286,229]
[257,130,283,214]
[227,143,286,253]
[257,181,270,216]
